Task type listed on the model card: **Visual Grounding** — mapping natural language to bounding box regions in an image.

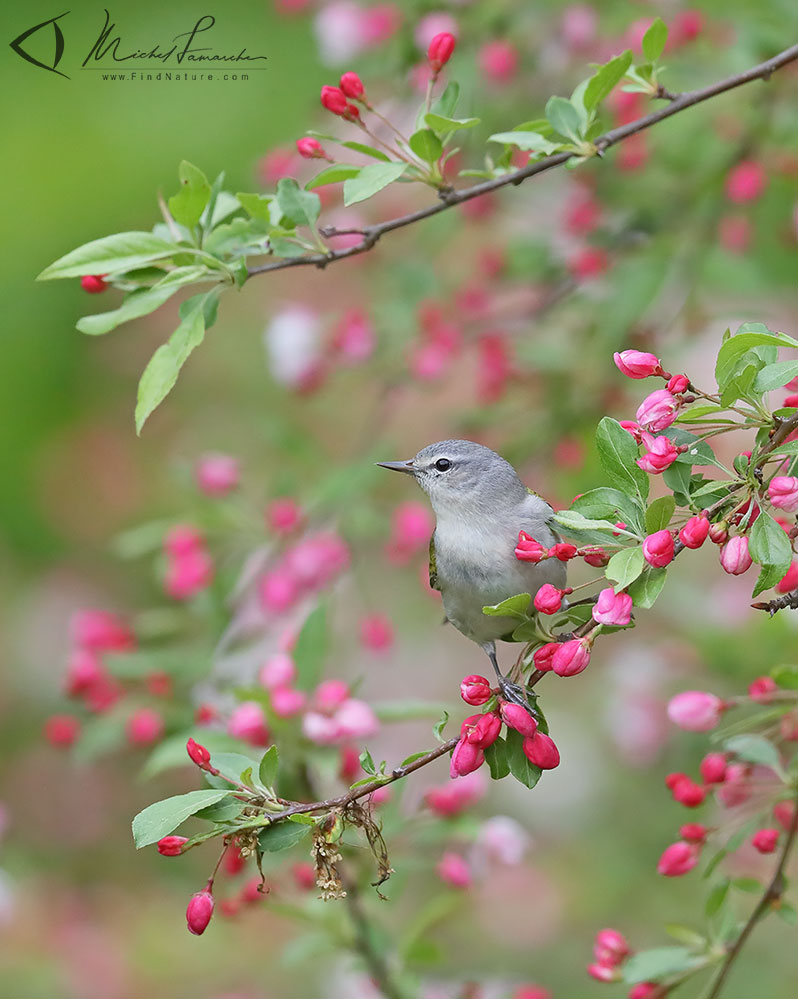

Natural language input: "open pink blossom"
[636,389,679,432]
[637,433,679,473]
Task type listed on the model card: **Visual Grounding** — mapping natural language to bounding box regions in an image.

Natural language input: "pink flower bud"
[532,642,559,671]
[513,986,551,999]
[259,652,296,691]
[314,679,350,713]
[629,985,664,999]
[44,714,81,748]
[228,702,271,746]
[436,851,471,888]
[725,160,767,204]
[195,453,239,496]
[620,420,642,440]
[320,85,349,115]
[359,613,394,652]
[258,569,300,614]
[587,963,619,982]
[643,530,674,568]
[126,707,164,747]
[749,676,778,702]
[719,536,752,575]
[672,778,706,808]
[158,836,188,856]
[450,735,485,778]
[774,801,796,831]
[700,753,727,784]
[716,762,751,808]
[265,497,302,535]
[187,737,212,769]
[551,638,591,677]
[679,515,710,549]
[460,674,493,706]
[522,731,560,769]
[292,862,316,891]
[777,561,798,594]
[463,712,502,749]
[296,137,326,159]
[665,771,689,790]
[165,549,214,600]
[332,308,376,363]
[64,648,106,696]
[592,587,633,626]
[70,608,136,652]
[339,71,364,99]
[271,686,306,718]
[164,524,204,558]
[667,691,724,732]
[636,389,679,432]
[613,349,662,379]
[593,928,629,965]
[679,823,708,844]
[428,31,456,72]
[666,374,690,394]
[186,888,214,935]
[425,771,486,816]
[637,433,679,474]
[335,698,379,740]
[514,531,548,563]
[581,546,610,567]
[568,246,608,281]
[500,702,538,738]
[657,840,699,877]
[751,828,780,854]
[196,704,216,723]
[81,274,108,293]
[534,583,566,615]
[708,522,729,545]
[549,542,578,561]
[768,476,798,513]
[478,39,518,84]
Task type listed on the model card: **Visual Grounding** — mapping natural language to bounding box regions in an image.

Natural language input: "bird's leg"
[486,647,537,718]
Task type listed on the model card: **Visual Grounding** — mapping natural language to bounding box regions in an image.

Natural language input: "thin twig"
[247,44,798,279]
[703,790,798,999]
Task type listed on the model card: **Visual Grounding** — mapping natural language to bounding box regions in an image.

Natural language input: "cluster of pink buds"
[515,531,610,568]
[587,928,656,994]
[163,524,214,600]
[451,680,560,777]
[301,678,379,745]
[533,636,594,677]
[258,529,349,614]
[320,77,362,122]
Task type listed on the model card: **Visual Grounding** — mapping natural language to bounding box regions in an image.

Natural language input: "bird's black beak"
[376,460,415,475]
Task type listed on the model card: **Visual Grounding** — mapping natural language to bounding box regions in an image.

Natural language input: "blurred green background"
[3,1,798,997]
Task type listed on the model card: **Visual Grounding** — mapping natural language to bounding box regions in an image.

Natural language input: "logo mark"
[10,11,70,78]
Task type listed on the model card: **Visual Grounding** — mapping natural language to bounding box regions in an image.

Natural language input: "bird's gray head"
[377,439,527,517]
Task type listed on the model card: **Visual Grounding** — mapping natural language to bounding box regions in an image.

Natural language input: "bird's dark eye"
[434,458,452,471]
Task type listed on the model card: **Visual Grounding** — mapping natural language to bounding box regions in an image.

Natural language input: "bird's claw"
[497,676,538,718]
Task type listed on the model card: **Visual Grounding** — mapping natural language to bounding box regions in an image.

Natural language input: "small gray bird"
[378,440,565,712]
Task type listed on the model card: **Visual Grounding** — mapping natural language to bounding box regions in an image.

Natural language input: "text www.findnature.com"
[99,72,250,81]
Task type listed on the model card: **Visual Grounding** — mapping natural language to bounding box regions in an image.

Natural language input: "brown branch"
[247,43,798,280]
[752,588,798,615]
[703,789,798,999]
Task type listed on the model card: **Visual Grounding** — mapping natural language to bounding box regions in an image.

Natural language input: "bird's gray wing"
[428,532,440,591]
[520,491,560,546]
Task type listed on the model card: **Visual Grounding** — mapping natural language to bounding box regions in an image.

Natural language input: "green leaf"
[424,113,480,134]
[431,81,459,118]
[293,601,328,691]
[552,510,620,534]
[627,566,667,609]
[641,18,668,62]
[236,192,273,220]
[596,417,649,503]
[715,325,798,392]
[343,162,408,207]
[545,96,583,142]
[663,428,716,466]
[168,161,211,229]
[732,877,762,893]
[663,460,691,501]
[340,140,391,161]
[305,165,362,190]
[483,593,532,619]
[276,178,321,228]
[207,752,260,786]
[622,947,705,985]
[771,664,798,689]
[571,487,646,536]
[132,789,232,847]
[38,232,179,280]
[606,546,645,591]
[777,901,798,925]
[645,496,676,534]
[754,360,798,394]
[484,737,510,780]
[433,710,449,743]
[134,289,218,434]
[76,267,208,336]
[258,821,312,853]
[706,878,730,919]
[584,50,633,109]
[193,799,244,823]
[360,749,376,775]
[258,746,279,789]
[488,131,560,154]
[664,923,706,948]
[749,511,793,597]
[504,728,542,789]
[409,129,443,163]
[724,734,783,774]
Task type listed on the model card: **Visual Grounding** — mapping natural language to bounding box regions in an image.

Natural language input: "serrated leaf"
[641,18,668,62]
[293,602,328,691]
[484,737,510,780]
[645,496,676,534]
[409,128,443,163]
[258,821,312,853]
[134,289,218,433]
[76,267,208,336]
[545,95,583,142]
[343,162,408,207]
[596,417,649,503]
[504,728,542,789]
[259,746,279,789]
[132,789,232,847]
[606,546,645,590]
[276,178,321,228]
[168,160,211,229]
[584,50,633,109]
[305,165,362,190]
[483,593,532,619]
[38,232,179,280]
